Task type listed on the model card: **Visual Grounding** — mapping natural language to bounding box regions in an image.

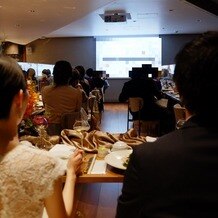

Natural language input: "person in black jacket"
[119,71,172,133]
[116,31,218,218]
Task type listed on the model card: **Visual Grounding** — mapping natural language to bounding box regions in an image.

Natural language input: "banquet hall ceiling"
[0,0,217,45]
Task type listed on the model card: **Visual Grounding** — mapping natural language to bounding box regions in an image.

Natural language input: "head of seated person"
[75,65,86,81]
[173,31,218,124]
[70,68,80,88]
[53,60,72,86]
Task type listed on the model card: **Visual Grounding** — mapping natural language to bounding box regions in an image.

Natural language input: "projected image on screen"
[96,37,162,78]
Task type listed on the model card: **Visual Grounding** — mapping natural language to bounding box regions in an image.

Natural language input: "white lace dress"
[0,141,66,218]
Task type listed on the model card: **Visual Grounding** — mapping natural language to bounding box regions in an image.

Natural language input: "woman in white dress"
[0,56,83,218]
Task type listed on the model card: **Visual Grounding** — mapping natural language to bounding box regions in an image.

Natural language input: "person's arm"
[44,149,83,218]
[116,149,144,218]
[103,79,109,93]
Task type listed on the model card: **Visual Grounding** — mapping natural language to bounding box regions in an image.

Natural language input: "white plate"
[104,150,133,170]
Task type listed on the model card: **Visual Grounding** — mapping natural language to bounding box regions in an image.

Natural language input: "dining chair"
[173,103,186,128]
[60,111,81,130]
[89,90,103,124]
[127,97,144,135]
[88,95,96,118]
[138,120,160,137]
[47,123,62,136]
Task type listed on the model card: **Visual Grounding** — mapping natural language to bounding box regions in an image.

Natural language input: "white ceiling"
[0,0,217,45]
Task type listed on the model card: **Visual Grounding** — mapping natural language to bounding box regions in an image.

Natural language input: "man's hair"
[0,56,27,119]
[53,60,72,86]
[86,68,93,77]
[173,31,218,122]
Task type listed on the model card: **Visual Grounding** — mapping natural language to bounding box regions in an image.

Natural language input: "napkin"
[90,160,107,174]
[49,144,76,159]
[49,144,76,170]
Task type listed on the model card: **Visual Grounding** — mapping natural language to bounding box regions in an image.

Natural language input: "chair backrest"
[60,111,81,129]
[128,97,144,112]
[140,120,160,137]
[127,97,144,135]
[173,103,186,123]
[88,95,96,116]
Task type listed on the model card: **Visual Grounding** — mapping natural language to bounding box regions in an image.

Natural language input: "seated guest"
[27,67,38,90]
[89,71,107,112]
[116,31,218,218]
[0,56,83,217]
[38,69,52,91]
[75,65,90,97]
[70,69,88,113]
[119,71,172,133]
[43,69,53,84]
[41,60,82,135]
[85,67,94,86]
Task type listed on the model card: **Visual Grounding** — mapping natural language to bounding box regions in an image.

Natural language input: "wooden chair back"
[60,111,81,130]
[127,97,144,135]
[173,103,186,123]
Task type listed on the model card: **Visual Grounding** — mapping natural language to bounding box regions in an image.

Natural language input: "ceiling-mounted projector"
[99,12,131,23]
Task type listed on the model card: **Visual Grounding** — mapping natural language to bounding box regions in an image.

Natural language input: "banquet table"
[62,153,125,183]
[71,153,125,218]
[163,91,180,104]
[22,129,146,218]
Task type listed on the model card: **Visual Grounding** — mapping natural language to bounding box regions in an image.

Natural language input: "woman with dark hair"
[116,31,218,218]
[75,65,90,96]
[41,60,82,135]
[70,68,89,113]
[27,67,38,90]
[0,56,83,217]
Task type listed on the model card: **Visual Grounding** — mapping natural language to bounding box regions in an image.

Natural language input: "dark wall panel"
[161,34,199,65]
[26,37,96,69]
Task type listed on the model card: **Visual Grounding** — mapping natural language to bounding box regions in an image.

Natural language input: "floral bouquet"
[19,82,41,136]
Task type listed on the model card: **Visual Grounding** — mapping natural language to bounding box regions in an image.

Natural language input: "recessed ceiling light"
[29,9,36,13]
[137,13,158,19]
[63,6,76,10]
[15,24,21,28]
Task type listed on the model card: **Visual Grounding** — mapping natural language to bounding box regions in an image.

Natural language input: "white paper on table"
[49,144,76,159]
[90,160,107,174]
[48,144,76,169]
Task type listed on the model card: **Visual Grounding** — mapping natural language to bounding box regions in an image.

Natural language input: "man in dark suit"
[119,71,173,134]
[116,31,218,218]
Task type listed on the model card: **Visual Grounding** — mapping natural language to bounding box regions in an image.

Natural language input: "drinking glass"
[32,115,48,148]
[176,119,186,129]
[73,120,90,147]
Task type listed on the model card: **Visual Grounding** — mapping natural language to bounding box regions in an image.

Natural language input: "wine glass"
[73,120,90,147]
[176,119,186,129]
[32,115,48,148]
